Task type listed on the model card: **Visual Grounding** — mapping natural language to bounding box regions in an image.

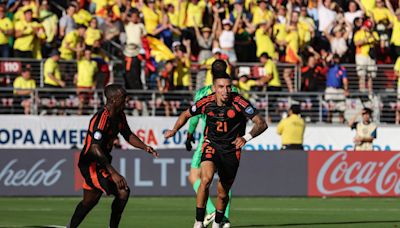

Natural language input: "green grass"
[0,197,399,227]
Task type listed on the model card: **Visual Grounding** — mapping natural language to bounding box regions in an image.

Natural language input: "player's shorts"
[191,135,204,169]
[200,141,240,184]
[79,162,116,195]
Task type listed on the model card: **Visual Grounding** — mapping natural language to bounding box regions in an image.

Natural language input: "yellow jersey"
[76,59,98,87]
[372,7,393,23]
[395,57,400,88]
[13,20,39,51]
[142,5,162,34]
[44,58,62,86]
[85,27,102,46]
[252,6,273,26]
[13,76,36,94]
[59,30,80,60]
[255,28,276,58]
[277,114,305,145]
[264,59,281,87]
[391,18,400,46]
[173,57,191,87]
[238,79,257,99]
[185,1,206,27]
[0,17,13,45]
[73,9,92,26]
[353,29,379,56]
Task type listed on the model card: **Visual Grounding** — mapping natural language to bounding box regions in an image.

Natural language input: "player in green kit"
[185,60,237,228]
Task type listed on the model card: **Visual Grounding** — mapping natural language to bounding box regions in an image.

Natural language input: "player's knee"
[118,187,130,200]
[217,191,229,202]
[200,176,212,188]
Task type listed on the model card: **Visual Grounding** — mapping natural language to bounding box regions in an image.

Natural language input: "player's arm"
[120,113,159,158]
[233,113,268,149]
[165,109,192,138]
[232,96,268,148]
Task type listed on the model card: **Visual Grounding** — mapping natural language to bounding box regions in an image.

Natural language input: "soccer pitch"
[0,197,399,228]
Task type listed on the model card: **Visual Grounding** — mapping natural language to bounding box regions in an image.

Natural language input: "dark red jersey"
[79,107,132,165]
[189,92,258,152]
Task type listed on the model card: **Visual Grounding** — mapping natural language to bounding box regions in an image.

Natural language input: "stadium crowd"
[1,0,400,122]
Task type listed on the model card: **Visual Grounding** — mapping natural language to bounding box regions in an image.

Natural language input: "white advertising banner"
[0,116,398,150]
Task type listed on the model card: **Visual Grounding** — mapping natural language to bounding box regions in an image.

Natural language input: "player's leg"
[212,180,232,228]
[68,189,102,228]
[189,141,216,215]
[109,187,131,228]
[194,160,216,226]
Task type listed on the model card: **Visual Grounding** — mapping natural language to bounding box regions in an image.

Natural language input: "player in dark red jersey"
[165,72,268,228]
[68,84,158,228]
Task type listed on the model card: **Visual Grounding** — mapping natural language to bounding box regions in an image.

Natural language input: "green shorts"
[191,134,204,169]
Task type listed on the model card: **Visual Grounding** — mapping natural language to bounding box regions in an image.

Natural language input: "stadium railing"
[2,87,398,124]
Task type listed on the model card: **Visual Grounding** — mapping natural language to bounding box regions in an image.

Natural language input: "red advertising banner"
[308,151,400,196]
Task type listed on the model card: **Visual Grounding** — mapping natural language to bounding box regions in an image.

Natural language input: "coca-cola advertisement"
[308,151,400,197]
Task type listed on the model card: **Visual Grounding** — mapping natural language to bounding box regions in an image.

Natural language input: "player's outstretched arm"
[165,109,192,138]
[127,134,159,158]
[91,144,128,190]
[233,114,268,149]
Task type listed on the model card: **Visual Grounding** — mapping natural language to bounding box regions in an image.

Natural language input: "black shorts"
[201,142,240,184]
[79,162,117,195]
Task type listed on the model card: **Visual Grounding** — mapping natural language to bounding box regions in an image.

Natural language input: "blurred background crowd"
[1,0,400,123]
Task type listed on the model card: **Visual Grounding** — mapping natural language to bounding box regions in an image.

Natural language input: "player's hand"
[145,145,159,158]
[232,137,247,149]
[185,133,195,151]
[164,129,177,138]
[111,172,128,190]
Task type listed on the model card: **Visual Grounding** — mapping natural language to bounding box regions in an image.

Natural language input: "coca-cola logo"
[312,151,400,196]
[0,159,66,187]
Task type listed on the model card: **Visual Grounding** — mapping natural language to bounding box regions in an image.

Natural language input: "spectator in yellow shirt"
[353,19,379,93]
[173,40,192,91]
[0,4,13,58]
[395,57,400,124]
[39,0,59,58]
[59,24,86,60]
[386,2,400,57]
[13,64,36,114]
[13,9,44,58]
[277,104,305,150]
[141,0,162,35]
[74,48,98,115]
[44,49,65,88]
[251,0,273,26]
[85,18,102,47]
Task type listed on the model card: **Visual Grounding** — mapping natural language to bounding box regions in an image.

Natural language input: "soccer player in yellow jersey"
[0,4,13,57]
[13,65,36,114]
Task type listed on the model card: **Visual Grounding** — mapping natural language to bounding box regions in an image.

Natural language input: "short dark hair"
[363,107,373,115]
[104,84,126,101]
[259,52,270,59]
[290,104,301,114]
[211,59,227,76]
[212,59,230,81]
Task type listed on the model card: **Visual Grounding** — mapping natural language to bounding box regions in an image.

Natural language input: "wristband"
[243,133,253,142]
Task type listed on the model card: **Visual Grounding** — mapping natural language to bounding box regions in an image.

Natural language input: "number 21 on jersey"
[216,121,228,132]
